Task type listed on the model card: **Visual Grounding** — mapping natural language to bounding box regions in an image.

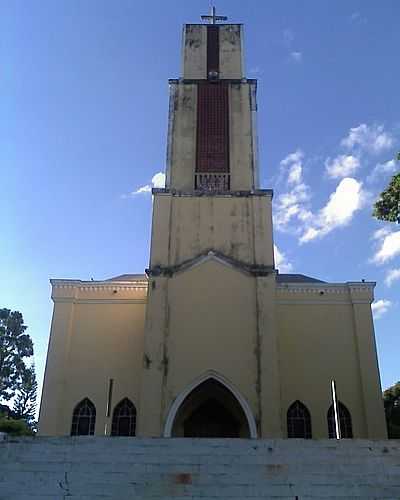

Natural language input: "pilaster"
[349,284,387,438]
[257,275,283,437]
[138,277,170,436]
[38,289,76,435]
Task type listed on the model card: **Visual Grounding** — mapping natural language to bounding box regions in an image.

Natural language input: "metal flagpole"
[331,379,341,439]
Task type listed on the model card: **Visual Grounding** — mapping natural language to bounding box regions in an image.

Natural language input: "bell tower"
[139,10,281,438]
[166,17,259,194]
[150,12,274,271]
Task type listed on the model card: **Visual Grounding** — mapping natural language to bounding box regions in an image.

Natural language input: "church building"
[39,12,387,440]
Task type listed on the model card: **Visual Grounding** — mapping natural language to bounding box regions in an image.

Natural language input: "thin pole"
[331,379,341,439]
[105,378,114,435]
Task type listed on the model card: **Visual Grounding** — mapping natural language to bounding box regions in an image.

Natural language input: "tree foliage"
[373,152,400,223]
[0,412,34,436]
[0,308,33,401]
[383,381,400,439]
[13,364,37,426]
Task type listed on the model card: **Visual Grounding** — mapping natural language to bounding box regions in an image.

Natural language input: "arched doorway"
[164,373,257,438]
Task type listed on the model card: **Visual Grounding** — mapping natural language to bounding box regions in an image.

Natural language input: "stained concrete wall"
[219,25,244,79]
[182,25,207,79]
[166,81,258,193]
[1,436,400,499]
[182,24,244,80]
[149,192,274,269]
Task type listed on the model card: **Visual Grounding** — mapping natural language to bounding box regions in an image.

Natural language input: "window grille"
[195,172,230,191]
[111,398,137,437]
[327,401,353,438]
[287,400,312,439]
[196,83,229,190]
[71,398,96,436]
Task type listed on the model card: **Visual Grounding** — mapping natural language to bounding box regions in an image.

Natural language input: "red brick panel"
[196,83,229,173]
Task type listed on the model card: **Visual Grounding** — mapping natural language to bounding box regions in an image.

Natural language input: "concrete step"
[1,437,399,499]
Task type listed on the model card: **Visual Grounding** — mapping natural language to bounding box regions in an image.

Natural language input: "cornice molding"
[169,77,254,85]
[276,282,375,296]
[51,279,148,292]
[53,298,147,305]
[152,188,273,198]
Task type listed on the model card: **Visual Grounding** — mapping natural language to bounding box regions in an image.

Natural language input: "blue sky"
[1,0,399,406]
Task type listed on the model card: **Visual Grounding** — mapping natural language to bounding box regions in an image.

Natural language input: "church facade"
[39,19,387,440]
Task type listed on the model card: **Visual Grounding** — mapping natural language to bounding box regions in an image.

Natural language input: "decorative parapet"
[51,277,148,304]
[276,281,375,305]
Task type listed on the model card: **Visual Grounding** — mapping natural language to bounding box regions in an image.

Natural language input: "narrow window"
[287,400,312,438]
[71,398,96,436]
[111,398,137,436]
[327,401,353,438]
[207,25,219,77]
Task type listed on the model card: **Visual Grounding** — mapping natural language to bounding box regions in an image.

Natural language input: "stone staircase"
[1,436,400,499]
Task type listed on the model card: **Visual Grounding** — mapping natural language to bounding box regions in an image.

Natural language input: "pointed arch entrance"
[164,372,257,438]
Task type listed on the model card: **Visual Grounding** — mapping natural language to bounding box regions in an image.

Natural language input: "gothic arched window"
[71,398,96,436]
[111,398,137,436]
[327,401,353,438]
[287,400,312,438]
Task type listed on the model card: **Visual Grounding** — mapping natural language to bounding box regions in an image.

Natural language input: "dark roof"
[276,273,325,284]
[107,274,147,282]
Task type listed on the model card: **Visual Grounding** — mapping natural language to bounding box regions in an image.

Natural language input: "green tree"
[0,308,33,402]
[0,412,34,436]
[383,381,400,439]
[373,152,400,223]
[13,364,37,427]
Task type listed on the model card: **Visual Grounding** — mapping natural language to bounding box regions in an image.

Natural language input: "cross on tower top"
[201,6,228,24]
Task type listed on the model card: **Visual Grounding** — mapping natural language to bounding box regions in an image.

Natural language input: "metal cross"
[201,6,227,24]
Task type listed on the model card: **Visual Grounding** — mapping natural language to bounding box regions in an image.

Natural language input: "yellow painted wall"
[39,274,387,439]
[150,193,274,269]
[163,260,259,426]
[39,281,146,436]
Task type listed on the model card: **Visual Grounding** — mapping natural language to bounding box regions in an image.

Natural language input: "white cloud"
[274,183,312,231]
[290,51,302,63]
[325,155,360,178]
[385,268,400,287]
[372,227,391,241]
[133,184,152,195]
[321,178,364,225]
[299,178,365,243]
[151,172,166,188]
[274,244,293,273]
[275,153,364,243]
[274,151,313,232]
[367,159,397,183]
[371,299,392,320]
[341,123,393,155]
[123,171,166,197]
[280,150,304,185]
[372,230,400,264]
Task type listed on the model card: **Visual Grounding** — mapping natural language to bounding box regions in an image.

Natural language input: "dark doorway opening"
[171,378,250,438]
